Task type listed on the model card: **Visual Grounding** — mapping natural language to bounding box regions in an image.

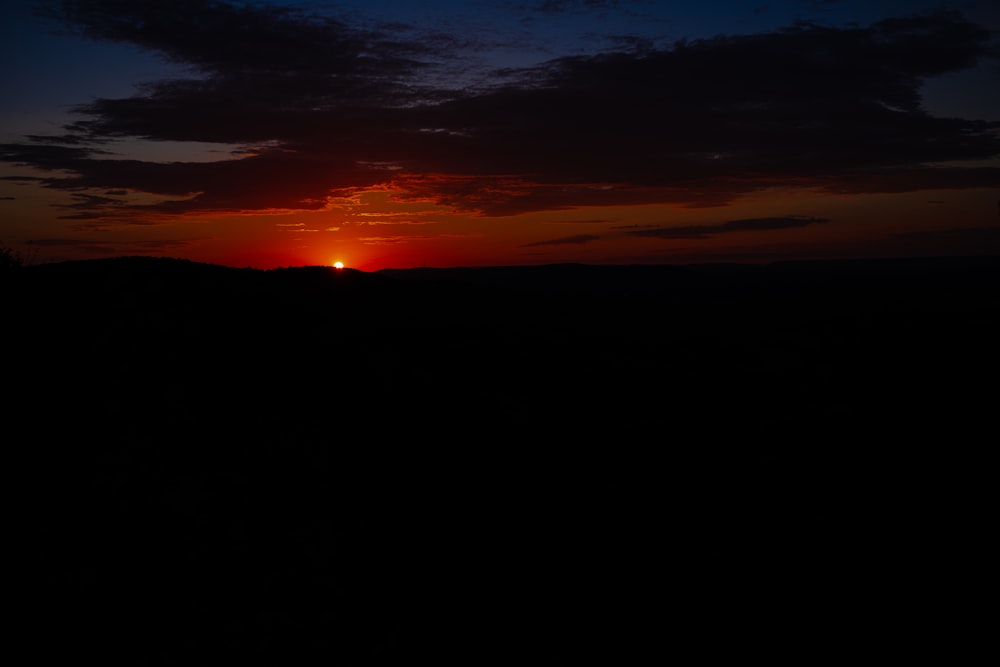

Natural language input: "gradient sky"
[2,0,998,270]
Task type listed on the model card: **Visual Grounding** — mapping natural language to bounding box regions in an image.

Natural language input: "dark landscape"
[6,255,997,663]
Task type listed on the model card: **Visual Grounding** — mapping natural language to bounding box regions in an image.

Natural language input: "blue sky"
[4,0,997,140]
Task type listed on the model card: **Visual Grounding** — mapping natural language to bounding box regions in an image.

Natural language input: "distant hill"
[9,252,1000,299]
[379,254,1000,298]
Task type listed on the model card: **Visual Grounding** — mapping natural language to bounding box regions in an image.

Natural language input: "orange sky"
[5,167,994,271]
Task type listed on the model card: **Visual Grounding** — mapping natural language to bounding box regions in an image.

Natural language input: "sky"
[1,0,998,270]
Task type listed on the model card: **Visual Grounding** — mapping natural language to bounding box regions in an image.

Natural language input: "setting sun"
[333,261,344,269]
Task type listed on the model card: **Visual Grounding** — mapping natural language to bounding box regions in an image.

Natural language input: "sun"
[333,261,344,269]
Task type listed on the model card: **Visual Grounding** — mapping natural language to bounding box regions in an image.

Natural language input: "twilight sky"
[2,0,998,270]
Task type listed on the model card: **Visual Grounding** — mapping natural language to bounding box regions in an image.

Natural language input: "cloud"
[358,235,435,245]
[2,2,998,222]
[1,147,389,216]
[63,193,125,209]
[533,1,628,13]
[352,210,438,225]
[38,0,433,91]
[1,142,107,170]
[626,216,829,239]
[520,234,602,247]
[545,218,616,224]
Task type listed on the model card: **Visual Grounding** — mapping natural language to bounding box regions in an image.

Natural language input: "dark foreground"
[6,256,997,663]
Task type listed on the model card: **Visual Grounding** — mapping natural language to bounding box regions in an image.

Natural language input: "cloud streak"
[2,1,997,225]
[520,234,602,247]
[626,216,830,240]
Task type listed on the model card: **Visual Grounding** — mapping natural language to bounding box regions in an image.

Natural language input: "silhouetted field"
[6,255,997,663]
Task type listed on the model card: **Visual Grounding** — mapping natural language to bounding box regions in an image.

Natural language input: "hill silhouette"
[6,255,997,663]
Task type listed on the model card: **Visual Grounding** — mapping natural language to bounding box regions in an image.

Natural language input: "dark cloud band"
[626,216,830,240]
[4,1,998,222]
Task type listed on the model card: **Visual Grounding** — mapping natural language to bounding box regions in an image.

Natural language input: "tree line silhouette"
[5,254,997,664]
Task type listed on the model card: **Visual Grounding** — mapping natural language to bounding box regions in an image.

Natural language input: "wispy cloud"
[520,234,602,247]
[359,235,435,245]
[625,216,830,239]
[544,223,615,225]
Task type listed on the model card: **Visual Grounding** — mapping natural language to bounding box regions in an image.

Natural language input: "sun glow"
[333,261,344,269]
